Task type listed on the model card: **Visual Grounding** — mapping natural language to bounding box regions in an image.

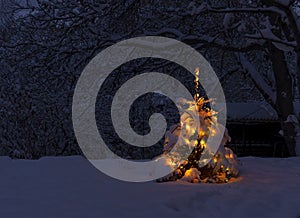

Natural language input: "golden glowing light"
[160,66,238,184]
[185,168,193,177]
[213,157,218,163]
[199,131,205,137]
[184,138,190,145]
[195,67,200,76]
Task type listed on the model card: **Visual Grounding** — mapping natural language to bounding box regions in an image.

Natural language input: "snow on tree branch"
[190,5,287,18]
[244,33,296,51]
[238,53,276,106]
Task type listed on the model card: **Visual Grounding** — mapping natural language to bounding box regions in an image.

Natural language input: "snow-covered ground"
[1,156,300,218]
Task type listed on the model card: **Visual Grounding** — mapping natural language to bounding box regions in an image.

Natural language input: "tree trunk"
[269,44,296,156]
[297,47,300,101]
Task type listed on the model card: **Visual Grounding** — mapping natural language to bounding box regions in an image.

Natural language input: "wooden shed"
[225,103,289,157]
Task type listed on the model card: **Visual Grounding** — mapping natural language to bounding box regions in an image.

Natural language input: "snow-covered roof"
[226,102,300,121]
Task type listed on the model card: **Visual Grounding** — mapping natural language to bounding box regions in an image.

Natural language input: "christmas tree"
[157,68,239,183]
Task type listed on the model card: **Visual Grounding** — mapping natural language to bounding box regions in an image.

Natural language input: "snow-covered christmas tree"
[157,68,239,183]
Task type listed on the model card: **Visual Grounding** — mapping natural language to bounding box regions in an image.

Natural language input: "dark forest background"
[0,0,299,158]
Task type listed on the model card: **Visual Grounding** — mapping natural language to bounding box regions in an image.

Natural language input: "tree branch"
[202,6,287,17]
[238,53,277,108]
[245,34,296,48]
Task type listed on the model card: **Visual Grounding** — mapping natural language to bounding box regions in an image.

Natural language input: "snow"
[239,54,276,104]
[285,114,299,124]
[223,13,235,29]
[187,2,207,15]
[1,156,300,218]
[227,102,300,121]
[227,102,277,120]
[275,0,292,7]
